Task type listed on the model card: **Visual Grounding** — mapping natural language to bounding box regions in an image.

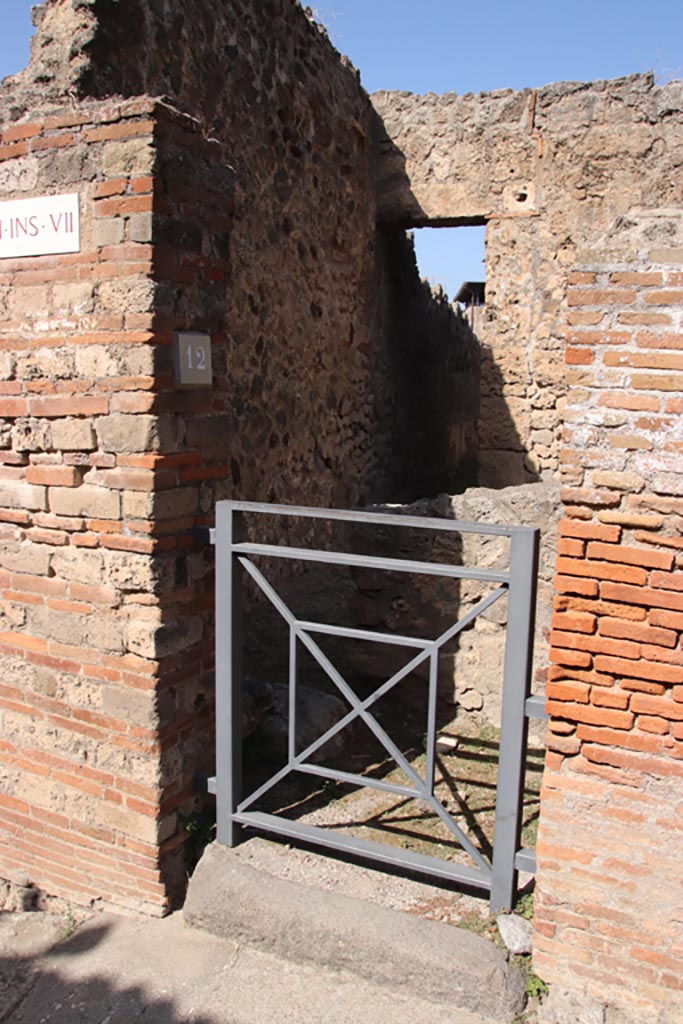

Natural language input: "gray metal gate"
[205,501,545,913]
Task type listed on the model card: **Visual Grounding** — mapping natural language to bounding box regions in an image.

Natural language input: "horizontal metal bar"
[218,499,535,538]
[514,848,537,874]
[192,525,215,545]
[295,763,422,799]
[232,811,492,891]
[297,620,432,649]
[525,695,548,720]
[232,542,510,583]
[204,774,216,794]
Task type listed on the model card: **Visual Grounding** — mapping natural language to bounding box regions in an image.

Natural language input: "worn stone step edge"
[184,842,526,1021]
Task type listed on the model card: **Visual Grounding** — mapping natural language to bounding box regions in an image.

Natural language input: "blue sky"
[313,0,682,295]
[2,0,681,297]
[0,2,35,82]
[314,0,682,95]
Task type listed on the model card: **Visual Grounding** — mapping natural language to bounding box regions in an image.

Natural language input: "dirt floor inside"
[222,711,546,938]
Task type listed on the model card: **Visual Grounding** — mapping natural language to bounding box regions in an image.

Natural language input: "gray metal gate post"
[214,503,244,846]
[490,528,539,913]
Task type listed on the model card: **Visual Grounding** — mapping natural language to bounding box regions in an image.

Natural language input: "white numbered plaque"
[0,193,80,259]
[172,331,213,387]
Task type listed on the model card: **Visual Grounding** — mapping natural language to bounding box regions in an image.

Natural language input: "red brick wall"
[534,245,683,1021]
[0,99,180,914]
[1,46,447,909]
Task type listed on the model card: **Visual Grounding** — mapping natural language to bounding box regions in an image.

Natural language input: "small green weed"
[525,970,549,999]
[63,907,76,940]
[179,808,216,874]
[514,891,535,920]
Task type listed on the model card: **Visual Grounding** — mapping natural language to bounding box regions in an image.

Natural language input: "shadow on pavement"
[0,913,216,1024]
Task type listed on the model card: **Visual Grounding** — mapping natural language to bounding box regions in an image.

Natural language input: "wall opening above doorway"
[411,224,486,307]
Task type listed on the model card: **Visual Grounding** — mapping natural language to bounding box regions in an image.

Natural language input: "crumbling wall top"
[1,0,361,129]
[372,72,683,227]
[0,1,95,120]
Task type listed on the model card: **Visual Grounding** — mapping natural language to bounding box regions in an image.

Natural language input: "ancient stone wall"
[374,229,480,499]
[0,99,174,914]
[1,6,681,1021]
[6,0,480,511]
[533,216,683,1024]
[372,76,683,1022]
[0,0,478,912]
[372,76,683,487]
[0,94,246,911]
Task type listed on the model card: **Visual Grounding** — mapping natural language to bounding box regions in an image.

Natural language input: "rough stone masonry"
[0,2,681,1023]
[374,76,683,1024]
[0,0,478,915]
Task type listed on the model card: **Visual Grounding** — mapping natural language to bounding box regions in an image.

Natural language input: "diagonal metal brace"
[237,556,502,874]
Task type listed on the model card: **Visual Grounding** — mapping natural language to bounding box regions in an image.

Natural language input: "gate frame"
[206,501,544,913]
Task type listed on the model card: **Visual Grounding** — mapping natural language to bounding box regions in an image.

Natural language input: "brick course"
[534,244,683,1023]
[0,101,184,911]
